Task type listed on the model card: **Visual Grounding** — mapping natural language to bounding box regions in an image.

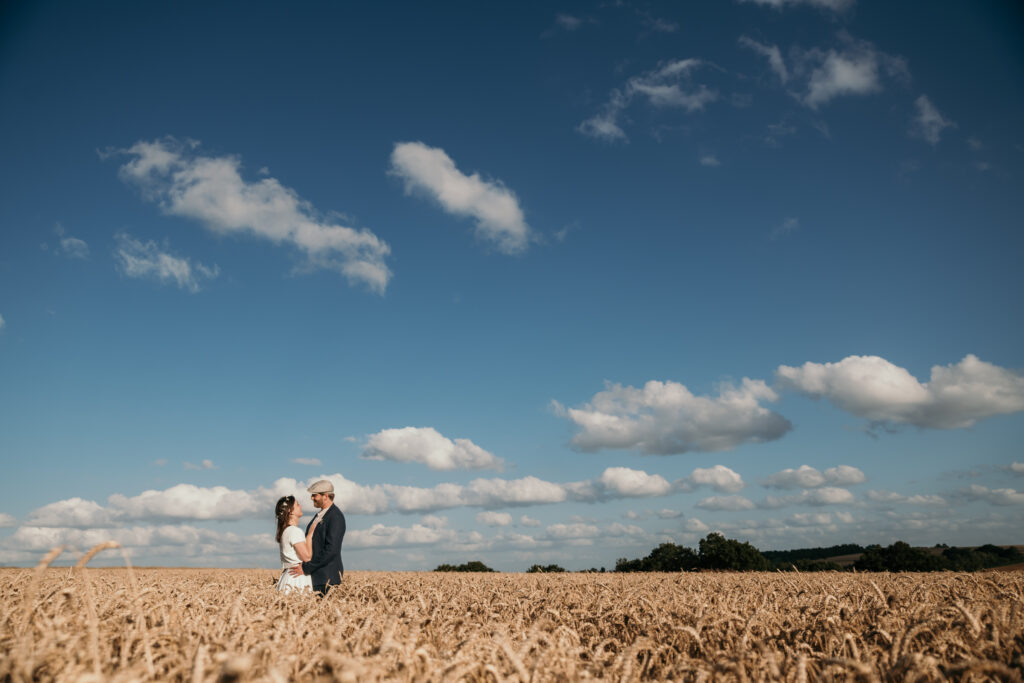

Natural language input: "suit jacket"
[302,503,345,586]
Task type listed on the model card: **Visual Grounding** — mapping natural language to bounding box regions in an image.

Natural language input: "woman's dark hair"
[275,495,296,543]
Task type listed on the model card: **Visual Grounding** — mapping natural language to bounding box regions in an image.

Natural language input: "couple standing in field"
[274,479,346,595]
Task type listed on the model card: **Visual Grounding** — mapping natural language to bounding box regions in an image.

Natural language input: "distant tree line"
[612,535,1023,573]
[434,539,1021,573]
[434,561,495,572]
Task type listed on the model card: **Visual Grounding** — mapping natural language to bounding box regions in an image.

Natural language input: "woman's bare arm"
[292,518,319,562]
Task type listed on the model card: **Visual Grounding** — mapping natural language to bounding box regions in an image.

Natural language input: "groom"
[288,479,345,595]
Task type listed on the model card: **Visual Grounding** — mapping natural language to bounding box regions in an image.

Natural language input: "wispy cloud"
[115,137,391,293]
[390,142,532,254]
[865,490,946,505]
[696,495,756,511]
[184,459,217,470]
[739,36,788,83]
[777,354,1024,430]
[292,458,322,466]
[53,223,90,259]
[0,514,16,528]
[114,234,219,293]
[362,426,505,471]
[555,13,582,31]
[0,314,5,332]
[770,216,800,239]
[910,95,955,145]
[699,155,722,167]
[739,0,853,11]
[792,35,907,109]
[760,487,856,508]
[553,378,791,454]
[579,59,717,142]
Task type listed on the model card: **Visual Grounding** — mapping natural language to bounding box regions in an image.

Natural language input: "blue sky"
[1,0,1022,570]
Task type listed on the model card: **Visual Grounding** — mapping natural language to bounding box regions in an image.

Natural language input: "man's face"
[311,492,327,509]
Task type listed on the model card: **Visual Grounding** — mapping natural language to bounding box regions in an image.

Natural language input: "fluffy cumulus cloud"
[555,378,792,454]
[596,467,673,497]
[681,465,746,493]
[739,36,788,83]
[579,59,717,142]
[109,484,260,521]
[761,487,856,508]
[777,354,1024,430]
[389,142,532,254]
[28,498,118,527]
[911,94,955,145]
[865,490,947,506]
[476,511,513,527]
[792,35,906,109]
[116,138,391,293]
[696,495,756,511]
[0,513,16,528]
[762,464,865,489]
[1010,462,1024,476]
[961,485,1024,506]
[114,234,219,293]
[362,426,504,471]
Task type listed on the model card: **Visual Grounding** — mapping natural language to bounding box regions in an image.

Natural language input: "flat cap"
[307,479,335,494]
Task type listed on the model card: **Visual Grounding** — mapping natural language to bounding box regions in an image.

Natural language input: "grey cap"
[307,479,335,494]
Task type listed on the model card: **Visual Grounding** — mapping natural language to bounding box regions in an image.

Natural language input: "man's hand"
[288,564,305,577]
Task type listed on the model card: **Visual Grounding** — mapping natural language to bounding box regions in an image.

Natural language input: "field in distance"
[2,566,1022,681]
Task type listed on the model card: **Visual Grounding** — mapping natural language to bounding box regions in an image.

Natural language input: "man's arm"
[301,509,344,575]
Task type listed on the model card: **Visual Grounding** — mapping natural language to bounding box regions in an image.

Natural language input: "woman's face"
[291,502,302,520]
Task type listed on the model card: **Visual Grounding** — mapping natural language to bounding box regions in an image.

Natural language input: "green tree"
[434,560,495,572]
[526,564,566,573]
[698,533,770,571]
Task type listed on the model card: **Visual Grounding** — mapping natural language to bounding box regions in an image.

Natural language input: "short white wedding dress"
[276,525,313,593]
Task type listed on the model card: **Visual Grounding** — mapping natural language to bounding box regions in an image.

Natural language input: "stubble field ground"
[1,550,1022,681]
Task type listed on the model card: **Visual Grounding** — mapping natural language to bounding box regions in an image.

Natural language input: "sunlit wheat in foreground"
[1,544,1022,681]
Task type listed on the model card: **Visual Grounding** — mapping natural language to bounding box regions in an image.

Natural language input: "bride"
[274,495,319,593]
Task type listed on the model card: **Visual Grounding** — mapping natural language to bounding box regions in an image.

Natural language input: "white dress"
[276,525,313,593]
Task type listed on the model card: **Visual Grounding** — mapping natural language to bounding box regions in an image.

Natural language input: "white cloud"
[911,95,955,145]
[866,490,946,506]
[699,155,722,167]
[556,378,791,454]
[777,354,1024,430]
[824,465,867,486]
[114,234,219,293]
[962,485,1024,506]
[597,467,672,497]
[555,13,582,30]
[680,465,746,493]
[788,512,833,526]
[739,37,788,83]
[184,459,217,470]
[519,515,541,527]
[28,498,117,527]
[0,314,5,332]
[6,524,274,558]
[762,464,865,489]
[579,60,717,142]
[771,217,800,240]
[59,237,90,259]
[389,142,532,254]
[363,426,504,471]
[657,508,682,519]
[347,522,456,549]
[476,511,513,527]
[291,458,321,466]
[740,0,853,10]
[109,484,258,521]
[1009,462,1024,475]
[793,36,906,109]
[116,138,391,293]
[761,487,856,508]
[685,518,710,532]
[0,513,16,528]
[696,495,756,511]
[545,523,600,540]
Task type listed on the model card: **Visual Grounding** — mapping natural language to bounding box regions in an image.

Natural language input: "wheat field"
[1,546,1022,681]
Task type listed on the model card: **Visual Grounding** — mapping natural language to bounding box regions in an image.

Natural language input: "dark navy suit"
[302,503,345,594]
